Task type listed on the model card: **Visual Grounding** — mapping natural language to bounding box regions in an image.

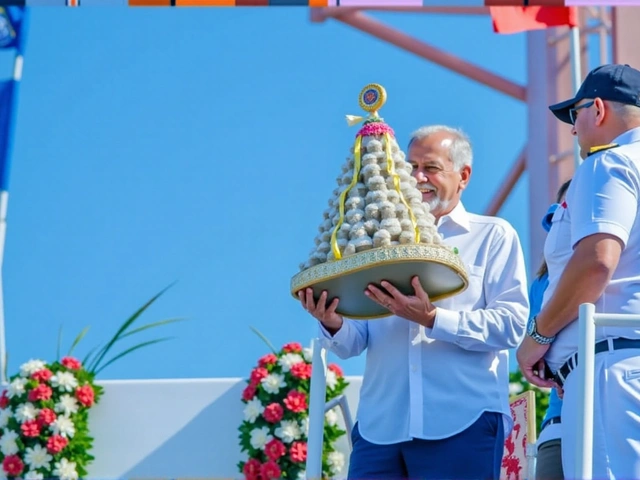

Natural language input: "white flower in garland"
[325,408,339,427]
[14,402,38,423]
[302,347,313,362]
[24,471,44,480]
[274,419,302,444]
[242,398,263,423]
[53,458,79,480]
[55,394,80,416]
[50,371,78,392]
[261,373,286,394]
[249,426,272,450]
[24,444,52,470]
[0,430,19,456]
[299,416,309,436]
[326,369,338,389]
[19,360,46,378]
[0,408,11,428]
[50,414,76,438]
[327,451,346,474]
[278,353,304,372]
[7,378,27,398]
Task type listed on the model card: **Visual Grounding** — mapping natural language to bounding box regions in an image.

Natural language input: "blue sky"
[1,8,535,380]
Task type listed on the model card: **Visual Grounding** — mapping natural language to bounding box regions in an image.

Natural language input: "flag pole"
[569,25,582,169]
[0,51,23,386]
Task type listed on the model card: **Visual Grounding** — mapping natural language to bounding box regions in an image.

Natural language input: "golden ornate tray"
[291,243,468,319]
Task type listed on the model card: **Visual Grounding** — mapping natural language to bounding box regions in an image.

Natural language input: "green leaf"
[68,326,91,357]
[117,317,186,340]
[249,326,277,354]
[85,317,184,372]
[87,283,175,373]
[81,345,100,369]
[93,338,173,375]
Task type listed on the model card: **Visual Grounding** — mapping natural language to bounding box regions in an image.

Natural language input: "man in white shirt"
[299,125,529,479]
[516,63,640,479]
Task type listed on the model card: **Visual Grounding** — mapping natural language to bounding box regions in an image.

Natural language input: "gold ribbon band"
[384,133,420,243]
[330,135,363,260]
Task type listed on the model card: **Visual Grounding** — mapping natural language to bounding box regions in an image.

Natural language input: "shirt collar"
[436,201,471,232]
[542,203,559,233]
[612,126,640,145]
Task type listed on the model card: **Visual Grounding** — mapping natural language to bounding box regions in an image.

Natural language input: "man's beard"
[424,195,450,214]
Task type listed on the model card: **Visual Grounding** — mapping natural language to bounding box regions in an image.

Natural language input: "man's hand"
[365,276,436,327]
[516,336,557,388]
[298,288,343,333]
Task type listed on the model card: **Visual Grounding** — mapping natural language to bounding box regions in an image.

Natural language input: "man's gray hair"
[408,125,473,171]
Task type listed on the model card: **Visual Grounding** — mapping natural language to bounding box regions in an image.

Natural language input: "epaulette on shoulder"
[588,143,619,156]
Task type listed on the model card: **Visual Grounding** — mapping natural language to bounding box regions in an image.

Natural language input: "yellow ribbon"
[384,132,420,243]
[330,135,363,260]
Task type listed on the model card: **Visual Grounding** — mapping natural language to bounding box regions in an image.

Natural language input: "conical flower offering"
[291,84,468,319]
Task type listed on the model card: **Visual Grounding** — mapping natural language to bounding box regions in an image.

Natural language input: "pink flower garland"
[357,121,395,138]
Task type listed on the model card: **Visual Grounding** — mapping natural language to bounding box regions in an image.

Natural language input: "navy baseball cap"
[549,64,640,124]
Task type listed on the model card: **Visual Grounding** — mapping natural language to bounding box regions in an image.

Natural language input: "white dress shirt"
[319,202,529,444]
[544,126,640,371]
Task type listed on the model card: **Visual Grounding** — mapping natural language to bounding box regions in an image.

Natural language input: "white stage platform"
[86,376,363,479]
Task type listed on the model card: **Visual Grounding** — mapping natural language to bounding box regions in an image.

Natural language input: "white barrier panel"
[86,377,362,479]
[575,303,640,480]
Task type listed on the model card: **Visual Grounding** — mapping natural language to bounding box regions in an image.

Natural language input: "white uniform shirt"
[544,126,640,371]
[319,202,529,444]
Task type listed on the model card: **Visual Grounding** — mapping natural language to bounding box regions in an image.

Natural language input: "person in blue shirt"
[532,179,571,480]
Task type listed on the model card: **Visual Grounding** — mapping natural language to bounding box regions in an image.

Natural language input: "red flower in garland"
[284,390,307,413]
[258,353,278,367]
[328,363,344,377]
[61,356,82,370]
[263,403,284,423]
[264,438,286,461]
[242,458,261,480]
[261,460,282,480]
[2,455,24,476]
[31,368,53,383]
[28,383,53,402]
[20,420,40,438]
[282,342,302,353]
[290,362,312,380]
[289,441,307,463]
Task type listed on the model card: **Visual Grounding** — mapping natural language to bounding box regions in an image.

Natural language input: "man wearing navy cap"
[517,63,640,479]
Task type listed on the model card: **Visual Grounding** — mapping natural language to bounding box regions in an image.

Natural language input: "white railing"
[575,303,640,479]
[306,338,355,480]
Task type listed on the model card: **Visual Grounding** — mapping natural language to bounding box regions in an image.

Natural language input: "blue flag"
[0,7,27,54]
[0,80,16,191]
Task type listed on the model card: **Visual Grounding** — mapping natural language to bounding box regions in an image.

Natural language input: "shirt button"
[332,341,338,346]
[411,365,417,372]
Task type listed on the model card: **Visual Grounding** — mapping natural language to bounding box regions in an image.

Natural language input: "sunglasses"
[569,100,595,125]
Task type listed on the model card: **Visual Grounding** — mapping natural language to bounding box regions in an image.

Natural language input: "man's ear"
[459,165,471,191]
[594,97,606,126]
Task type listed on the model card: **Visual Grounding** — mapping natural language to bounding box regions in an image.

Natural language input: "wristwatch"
[527,316,556,345]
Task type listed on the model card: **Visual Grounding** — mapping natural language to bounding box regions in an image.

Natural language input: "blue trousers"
[347,411,504,480]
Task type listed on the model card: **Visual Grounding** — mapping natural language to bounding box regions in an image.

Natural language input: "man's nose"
[414,170,427,181]
[571,125,577,136]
